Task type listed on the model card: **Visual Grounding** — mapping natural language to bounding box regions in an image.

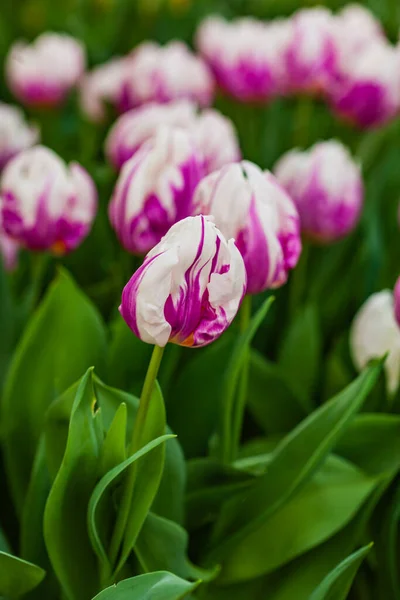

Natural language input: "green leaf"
[278,304,321,412]
[2,269,107,512]
[336,413,400,476]
[20,438,59,600]
[99,402,127,475]
[216,455,377,583]
[208,362,381,564]
[247,350,306,434]
[87,434,174,570]
[168,334,234,458]
[185,458,254,532]
[44,368,103,600]
[0,259,15,392]
[91,572,201,600]
[0,552,45,598]
[135,512,216,582]
[309,543,372,600]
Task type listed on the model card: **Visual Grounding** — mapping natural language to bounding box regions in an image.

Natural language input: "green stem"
[231,295,252,460]
[28,253,49,311]
[107,344,165,578]
[293,96,313,148]
[289,241,309,319]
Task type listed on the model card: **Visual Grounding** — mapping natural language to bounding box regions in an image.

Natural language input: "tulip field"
[1,0,400,598]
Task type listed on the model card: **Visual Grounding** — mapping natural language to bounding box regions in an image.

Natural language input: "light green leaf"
[208,362,381,563]
[309,543,372,600]
[2,269,107,512]
[91,571,201,600]
[99,402,127,475]
[44,368,103,600]
[0,552,45,598]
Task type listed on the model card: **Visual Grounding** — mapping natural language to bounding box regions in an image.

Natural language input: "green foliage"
[91,572,201,600]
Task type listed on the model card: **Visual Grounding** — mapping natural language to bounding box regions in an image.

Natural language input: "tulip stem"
[107,343,165,581]
[289,240,309,319]
[231,294,252,461]
[29,253,49,310]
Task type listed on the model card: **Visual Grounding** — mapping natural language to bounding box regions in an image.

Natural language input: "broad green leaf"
[2,269,107,512]
[0,552,45,598]
[44,369,103,600]
[263,482,389,600]
[217,456,377,582]
[208,362,381,563]
[0,529,10,553]
[247,350,306,434]
[309,543,372,600]
[87,434,174,570]
[135,512,216,582]
[91,571,201,600]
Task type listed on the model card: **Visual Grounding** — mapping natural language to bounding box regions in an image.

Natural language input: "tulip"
[80,57,132,123]
[274,140,363,243]
[122,41,214,110]
[333,4,384,55]
[105,101,197,169]
[192,109,241,174]
[120,214,246,347]
[350,290,400,394]
[193,161,301,294]
[6,33,85,108]
[325,39,400,128]
[0,102,39,170]
[285,7,337,94]
[0,146,97,253]
[109,126,204,255]
[0,230,19,271]
[196,16,291,101]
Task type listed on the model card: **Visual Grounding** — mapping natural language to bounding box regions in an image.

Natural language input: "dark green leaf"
[247,350,306,434]
[91,571,201,600]
[44,368,103,600]
[2,269,107,512]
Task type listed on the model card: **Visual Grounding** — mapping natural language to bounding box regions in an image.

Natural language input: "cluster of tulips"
[1,4,400,380]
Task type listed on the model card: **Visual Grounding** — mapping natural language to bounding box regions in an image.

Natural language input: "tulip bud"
[6,33,85,108]
[325,40,400,128]
[120,215,246,347]
[285,8,336,93]
[123,41,214,110]
[192,109,241,174]
[0,102,39,170]
[350,290,400,394]
[108,127,204,255]
[0,230,19,271]
[0,146,97,253]
[105,101,197,169]
[80,57,131,123]
[196,16,291,101]
[193,161,301,294]
[274,140,363,243]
